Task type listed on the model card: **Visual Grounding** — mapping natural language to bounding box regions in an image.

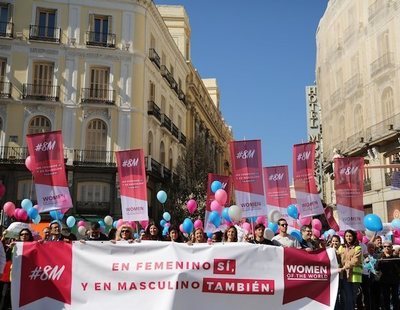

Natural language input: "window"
[78,182,110,202]
[387,199,400,222]
[161,52,166,66]
[17,179,36,201]
[88,14,112,45]
[148,131,153,156]
[149,81,155,101]
[32,62,54,96]
[89,67,109,100]
[161,95,166,113]
[169,105,174,121]
[28,116,51,134]
[86,119,107,152]
[0,3,12,37]
[364,204,372,216]
[178,115,182,131]
[36,8,56,38]
[378,31,390,56]
[354,105,363,131]
[0,58,6,95]
[150,34,155,49]
[382,87,394,120]
[160,141,165,165]
[168,148,173,169]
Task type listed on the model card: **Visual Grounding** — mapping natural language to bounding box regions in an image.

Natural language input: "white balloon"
[228,205,242,222]
[365,229,375,239]
[78,226,87,236]
[264,228,274,240]
[104,215,113,226]
[5,222,30,238]
[268,209,282,223]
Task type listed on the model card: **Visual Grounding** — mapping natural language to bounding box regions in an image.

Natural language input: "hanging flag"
[334,157,364,231]
[26,130,72,213]
[230,140,267,218]
[263,166,293,225]
[204,173,231,232]
[293,143,324,217]
[116,149,148,221]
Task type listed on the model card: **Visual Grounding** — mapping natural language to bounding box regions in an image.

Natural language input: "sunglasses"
[383,245,392,248]
[280,224,288,227]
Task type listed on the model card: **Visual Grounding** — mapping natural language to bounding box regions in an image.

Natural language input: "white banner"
[12,242,338,310]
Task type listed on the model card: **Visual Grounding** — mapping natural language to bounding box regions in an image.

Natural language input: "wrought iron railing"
[147,100,161,122]
[149,48,161,68]
[22,83,60,101]
[0,81,11,98]
[0,22,13,38]
[73,149,116,166]
[81,88,115,105]
[86,31,116,48]
[161,114,172,131]
[0,146,28,163]
[180,133,186,146]
[29,25,61,43]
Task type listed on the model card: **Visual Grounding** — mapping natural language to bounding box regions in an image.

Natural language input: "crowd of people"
[0,217,398,309]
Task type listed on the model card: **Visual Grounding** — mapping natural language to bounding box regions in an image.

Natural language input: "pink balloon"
[19,209,28,222]
[299,216,312,226]
[242,222,251,233]
[164,222,171,228]
[25,156,33,171]
[140,220,149,229]
[215,189,227,205]
[194,219,203,229]
[3,201,15,217]
[128,221,137,230]
[393,236,400,245]
[179,224,185,233]
[13,208,20,220]
[0,184,5,198]
[77,220,86,227]
[356,231,363,242]
[311,219,322,231]
[256,216,266,225]
[338,230,345,237]
[362,236,369,244]
[394,229,400,237]
[312,228,321,238]
[187,199,197,214]
[210,200,223,214]
[117,219,124,229]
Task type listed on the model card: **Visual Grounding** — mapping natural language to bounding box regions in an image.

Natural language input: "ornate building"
[316,0,400,221]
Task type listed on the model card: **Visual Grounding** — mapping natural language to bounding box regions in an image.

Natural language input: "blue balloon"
[113,221,118,229]
[268,222,278,233]
[287,204,299,219]
[160,219,167,227]
[364,214,383,232]
[157,190,167,204]
[222,208,231,222]
[66,216,76,228]
[209,211,221,227]
[27,207,38,220]
[50,210,63,220]
[98,220,105,227]
[211,181,223,193]
[248,216,257,223]
[163,212,171,222]
[134,233,139,239]
[182,218,193,234]
[162,226,169,236]
[32,214,41,224]
[290,230,302,242]
[21,199,33,211]
[391,218,400,230]
[207,232,213,238]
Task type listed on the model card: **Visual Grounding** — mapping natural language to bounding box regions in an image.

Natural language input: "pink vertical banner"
[334,157,364,231]
[204,173,231,233]
[230,140,267,218]
[26,130,72,213]
[293,143,324,217]
[263,166,293,225]
[116,149,149,221]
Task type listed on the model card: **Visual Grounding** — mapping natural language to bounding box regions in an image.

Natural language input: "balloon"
[117,219,124,229]
[78,226,87,236]
[160,219,167,227]
[290,230,302,242]
[364,214,383,232]
[365,229,375,239]
[113,221,118,229]
[211,181,222,193]
[104,215,113,226]
[256,216,266,225]
[312,228,321,238]
[182,218,193,234]
[19,209,28,221]
[222,208,231,222]
[311,219,322,231]
[362,236,369,244]
[3,222,30,238]
[268,222,278,234]
[163,212,171,222]
[50,210,63,220]
[215,189,227,205]
[128,221,137,230]
[66,216,76,228]
[338,230,345,237]
[356,231,363,242]
[179,224,185,233]
[268,209,282,223]
[194,219,203,229]
[242,222,251,233]
[162,226,169,236]
[187,199,198,214]
[32,214,41,224]
[248,216,257,223]
[140,220,149,229]
[98,220,105,228]
[327,228,336,237]
[298,217,311,226]
[209,211,221,228]
[0,184,6,198]
[25,156,33,171]
[134,233,139,239]
[3,201,15,217]
[77,220,86,228]
[264,228,274,240]
[394,236,400,245]
[207,232,213,239]
[21,199,33,211]
[27,207,38,220]
[287,204,299,219]
[210,200,223,214]
[391,218,400,230]
[228,205,242,222]
[156,190,167,204]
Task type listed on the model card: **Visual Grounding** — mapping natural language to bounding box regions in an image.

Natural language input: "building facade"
[0,0,231,221]
[316,0,400,222]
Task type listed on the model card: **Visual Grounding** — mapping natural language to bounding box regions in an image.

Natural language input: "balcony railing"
[385,172,393,187]
[161,114,172,131]
[147,100,161,122]
[180,133,186,146]
[0,81,11,98]
[160,65,178,90]
[178,89,185,102]
[0,22,13,38]
[145,156,173,181]
[371,52,394,77]
[81,88,115,105]
[172,124,179,139]
[22,83,60,101]
[0,146,28,163]
[73,149,116,167]
[29,25,61,43]
[76,201,111,215]
[86,31,116,48]
[149,48,161,68]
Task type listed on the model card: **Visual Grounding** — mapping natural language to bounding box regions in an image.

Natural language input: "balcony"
[0,22,13,38]
[385,171,393,187]
[364,178,371,192]
[0,81,11,98]
[172,124,179,140]
[344,73,362,97]
[145,156,173,181]
[81,88,115,105]
[86,31,116,48]
[149,48,161,68]
[160,65,177,90]
[29,25,61,43]
[73,150,116,167]
[161,114,172,132]
[147,100,162,122]
[371,53,394,78]
[0,146,28,164]
[76,201,111,215]
[178,89,185,102]
[22,83,60,101]
[179,132,186,146]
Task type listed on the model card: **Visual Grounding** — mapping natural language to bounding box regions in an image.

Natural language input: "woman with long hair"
[191,228,206,243]
[223,226,238,243]
[141,222,162,241]
[166,225,184,243]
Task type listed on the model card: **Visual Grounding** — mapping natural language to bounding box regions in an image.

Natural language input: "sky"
[156,0,328,173]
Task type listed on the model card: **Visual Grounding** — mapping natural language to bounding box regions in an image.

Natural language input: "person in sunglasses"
[114,224,134,243]
[272,218,301,248]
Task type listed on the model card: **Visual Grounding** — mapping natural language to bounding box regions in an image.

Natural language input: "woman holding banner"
[223,226,238,243]
[141,222,162,241]
[115,224,134,242]
[191,228,206,243]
